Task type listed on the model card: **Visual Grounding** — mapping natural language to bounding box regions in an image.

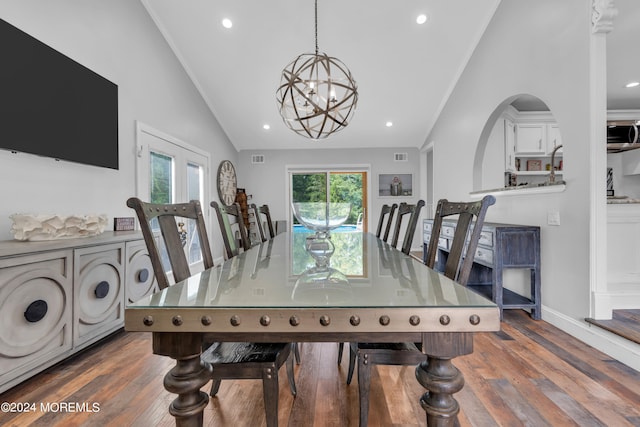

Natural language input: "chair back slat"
[376,203,398,242]
[425,195,495,286]
[383,204,398,242]
[126,198,214,290]
[258,204,276,239]
[251,203,268,243]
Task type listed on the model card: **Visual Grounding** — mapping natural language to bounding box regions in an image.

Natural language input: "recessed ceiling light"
[222,18,233,29]
[263,124,270,130]
[416,14,428,25]
[625,81,639,88]
[386,121,393,127]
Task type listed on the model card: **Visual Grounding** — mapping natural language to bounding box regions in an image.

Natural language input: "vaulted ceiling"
[141,0,639,151]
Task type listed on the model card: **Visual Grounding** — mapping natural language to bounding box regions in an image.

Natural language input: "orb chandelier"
[276,0,358,139]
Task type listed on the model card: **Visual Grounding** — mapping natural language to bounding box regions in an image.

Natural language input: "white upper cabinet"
[515,123,546,155]
[547,124,563,154]
[504,118,516,171]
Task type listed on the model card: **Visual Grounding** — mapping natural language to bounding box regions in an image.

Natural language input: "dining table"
[125,230,500,426]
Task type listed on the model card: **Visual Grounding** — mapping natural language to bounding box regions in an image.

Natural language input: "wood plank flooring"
[586,309,640,345]
[1,310,640,427]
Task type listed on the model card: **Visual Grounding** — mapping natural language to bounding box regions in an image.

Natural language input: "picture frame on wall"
[378,173,413,197]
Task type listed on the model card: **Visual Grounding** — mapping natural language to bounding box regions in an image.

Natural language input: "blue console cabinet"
[423,219,541,320]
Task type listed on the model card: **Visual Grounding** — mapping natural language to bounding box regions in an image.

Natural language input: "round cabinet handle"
[24,299,48,323]
[95,281,110,299]
[137,268,149,283]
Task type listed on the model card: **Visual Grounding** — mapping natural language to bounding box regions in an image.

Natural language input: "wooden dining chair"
[258,204,276,239]
[211,201,251,259]
[127,197,296,427]
[345,195,495,427]
[375,203,397,242]
[126,197,214,290]
[390,200,425,255]
[424,195,496,285]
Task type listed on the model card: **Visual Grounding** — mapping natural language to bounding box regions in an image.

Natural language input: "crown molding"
[592,0,618,34]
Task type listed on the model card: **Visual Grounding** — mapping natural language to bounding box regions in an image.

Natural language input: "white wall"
[237,147,422,247]
[428,0,593,319]
[482,117,506,190]
[0,0,237,260]
[426,0,640,370]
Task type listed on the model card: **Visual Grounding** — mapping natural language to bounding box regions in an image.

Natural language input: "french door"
[135,123,210,280]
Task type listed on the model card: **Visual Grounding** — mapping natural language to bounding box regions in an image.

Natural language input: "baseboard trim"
[541,305,640,372]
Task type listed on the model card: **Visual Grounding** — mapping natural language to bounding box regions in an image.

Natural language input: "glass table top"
[129,232,497,310]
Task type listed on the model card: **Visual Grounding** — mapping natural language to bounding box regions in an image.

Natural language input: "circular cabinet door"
[125,240,158,305]
[217,160,237,206]
[0,254,72,361]
[74,244,124,346]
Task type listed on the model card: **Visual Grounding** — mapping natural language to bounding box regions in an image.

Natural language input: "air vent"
[251,154,265,164]
[394,152,408,162]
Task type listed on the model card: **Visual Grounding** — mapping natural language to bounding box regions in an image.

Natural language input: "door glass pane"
[292,173,327,203]
[187,162,203,202]
[329,172,363,226]
[186,162,204,264]
[150,151,174,204]
[149,151,174,275]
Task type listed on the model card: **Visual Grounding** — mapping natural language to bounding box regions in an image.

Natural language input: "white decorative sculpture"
[10,214,108,241]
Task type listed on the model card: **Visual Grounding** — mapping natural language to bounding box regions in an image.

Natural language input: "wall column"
[590,0,617,319]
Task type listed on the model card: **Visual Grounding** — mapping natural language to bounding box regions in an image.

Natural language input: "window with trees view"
[291,171,366,227]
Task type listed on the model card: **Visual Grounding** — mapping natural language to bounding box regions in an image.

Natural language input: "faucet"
[548,144,563,184]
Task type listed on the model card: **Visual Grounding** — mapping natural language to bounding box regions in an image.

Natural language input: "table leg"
[417,332,473,427]
[153,332,213,427]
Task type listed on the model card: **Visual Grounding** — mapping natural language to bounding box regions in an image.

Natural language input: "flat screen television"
[0,18,118,170]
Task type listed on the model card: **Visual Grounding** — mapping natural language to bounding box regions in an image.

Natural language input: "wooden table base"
[153,333,212,427]
[152,331,474,427]
[416,357,465,426]
[417,332,473,426]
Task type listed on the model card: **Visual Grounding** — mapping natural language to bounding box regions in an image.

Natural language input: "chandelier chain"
[314,0,318,55]
[276,0,358,139]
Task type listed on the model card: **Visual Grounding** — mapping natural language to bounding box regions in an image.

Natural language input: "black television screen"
[0,18,118,169]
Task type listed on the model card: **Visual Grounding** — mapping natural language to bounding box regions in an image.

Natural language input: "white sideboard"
[0,231,157,393]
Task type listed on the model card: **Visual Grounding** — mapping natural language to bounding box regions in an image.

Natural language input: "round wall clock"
[217,160,237,206]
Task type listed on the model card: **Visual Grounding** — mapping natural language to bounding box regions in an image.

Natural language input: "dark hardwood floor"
[1,310,640,426]
[586,309,640,345]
